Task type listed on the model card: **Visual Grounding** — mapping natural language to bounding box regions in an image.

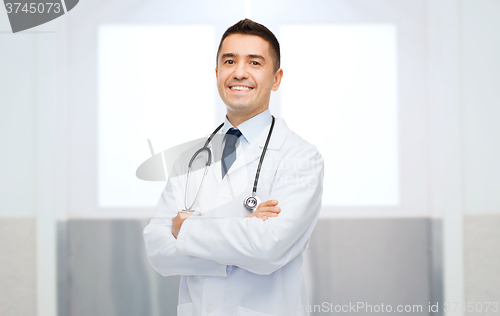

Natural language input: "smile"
[229,86,253,91]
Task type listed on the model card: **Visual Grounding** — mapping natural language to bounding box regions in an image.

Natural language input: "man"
[143,19,324,316]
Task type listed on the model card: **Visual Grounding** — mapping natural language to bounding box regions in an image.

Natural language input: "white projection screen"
[98,25,215,208]
[281,24,399,207]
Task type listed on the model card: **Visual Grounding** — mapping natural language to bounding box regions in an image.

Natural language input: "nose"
[233,62,249,80]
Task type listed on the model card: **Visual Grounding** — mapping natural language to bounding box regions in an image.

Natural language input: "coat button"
[205,305,213,313]
[176,246,182,254]
[218,268,225,276]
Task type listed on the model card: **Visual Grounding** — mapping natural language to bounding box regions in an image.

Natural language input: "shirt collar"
[221,109,272,144]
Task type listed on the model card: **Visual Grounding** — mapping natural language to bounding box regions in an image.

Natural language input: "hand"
[172,211,192,239]
[246,200,280,221]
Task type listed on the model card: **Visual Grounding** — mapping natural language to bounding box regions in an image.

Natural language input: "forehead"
[219,34,271,58]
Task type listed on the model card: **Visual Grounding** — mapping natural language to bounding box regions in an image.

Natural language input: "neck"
[226,107,268,127]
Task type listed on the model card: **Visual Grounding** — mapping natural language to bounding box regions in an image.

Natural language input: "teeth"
[230,86,252,90]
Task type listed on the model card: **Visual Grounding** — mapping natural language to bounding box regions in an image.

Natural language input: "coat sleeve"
[175,145,324,275]
[143,170,232,277]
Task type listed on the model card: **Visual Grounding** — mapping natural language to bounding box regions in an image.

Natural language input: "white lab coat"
[143,118,324,316]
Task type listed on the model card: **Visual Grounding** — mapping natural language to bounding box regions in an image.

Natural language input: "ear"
[271,68,283,91]
[215,67,218,81]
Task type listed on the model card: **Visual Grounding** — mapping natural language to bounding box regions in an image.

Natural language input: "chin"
[227,103,252,112]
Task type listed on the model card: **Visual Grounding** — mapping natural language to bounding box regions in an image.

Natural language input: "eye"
[224,60,234,64]
[251,61,260,65]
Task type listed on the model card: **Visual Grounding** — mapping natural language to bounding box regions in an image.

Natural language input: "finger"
[254,211,278,219]
[251,212,266,219]
[258,200,279,208]
[255,205,281,213]
[263,211,278,217]
[263,206,280,213]
[178,211,192,219]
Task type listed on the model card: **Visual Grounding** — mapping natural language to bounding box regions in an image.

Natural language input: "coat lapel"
[207,131,224,185]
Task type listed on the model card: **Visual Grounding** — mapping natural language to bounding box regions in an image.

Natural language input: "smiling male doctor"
[143,19,324,316]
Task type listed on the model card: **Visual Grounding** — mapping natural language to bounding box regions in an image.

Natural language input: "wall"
[0,8,38,315]
[461,0,500,312]
[0,8,68,316]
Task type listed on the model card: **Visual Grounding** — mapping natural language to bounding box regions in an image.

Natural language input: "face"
[216,34,283,121]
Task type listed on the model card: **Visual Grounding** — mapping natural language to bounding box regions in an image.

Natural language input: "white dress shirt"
[221,108,273,153]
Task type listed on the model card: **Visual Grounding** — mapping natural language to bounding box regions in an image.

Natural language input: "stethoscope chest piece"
[244,195,260,212]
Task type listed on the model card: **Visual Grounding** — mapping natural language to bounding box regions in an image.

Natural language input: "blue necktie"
[222,128,242,179]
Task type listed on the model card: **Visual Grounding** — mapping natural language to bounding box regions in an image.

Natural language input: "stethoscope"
[183,116,275,213]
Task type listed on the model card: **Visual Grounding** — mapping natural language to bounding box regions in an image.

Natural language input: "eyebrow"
[248,54,265,61]
[221,53,266,61]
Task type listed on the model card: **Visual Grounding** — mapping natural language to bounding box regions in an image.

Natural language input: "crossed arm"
[171,199,281,239]
[143,146,324,276]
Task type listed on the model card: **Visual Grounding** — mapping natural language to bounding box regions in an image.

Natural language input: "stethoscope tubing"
[184,123,223,212]
[184,116,275,212]
[252,116,275,197]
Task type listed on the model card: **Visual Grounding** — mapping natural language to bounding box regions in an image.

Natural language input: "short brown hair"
[216,19,281,72]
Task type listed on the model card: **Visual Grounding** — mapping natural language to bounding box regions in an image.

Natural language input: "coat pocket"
[237,305,276,316]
